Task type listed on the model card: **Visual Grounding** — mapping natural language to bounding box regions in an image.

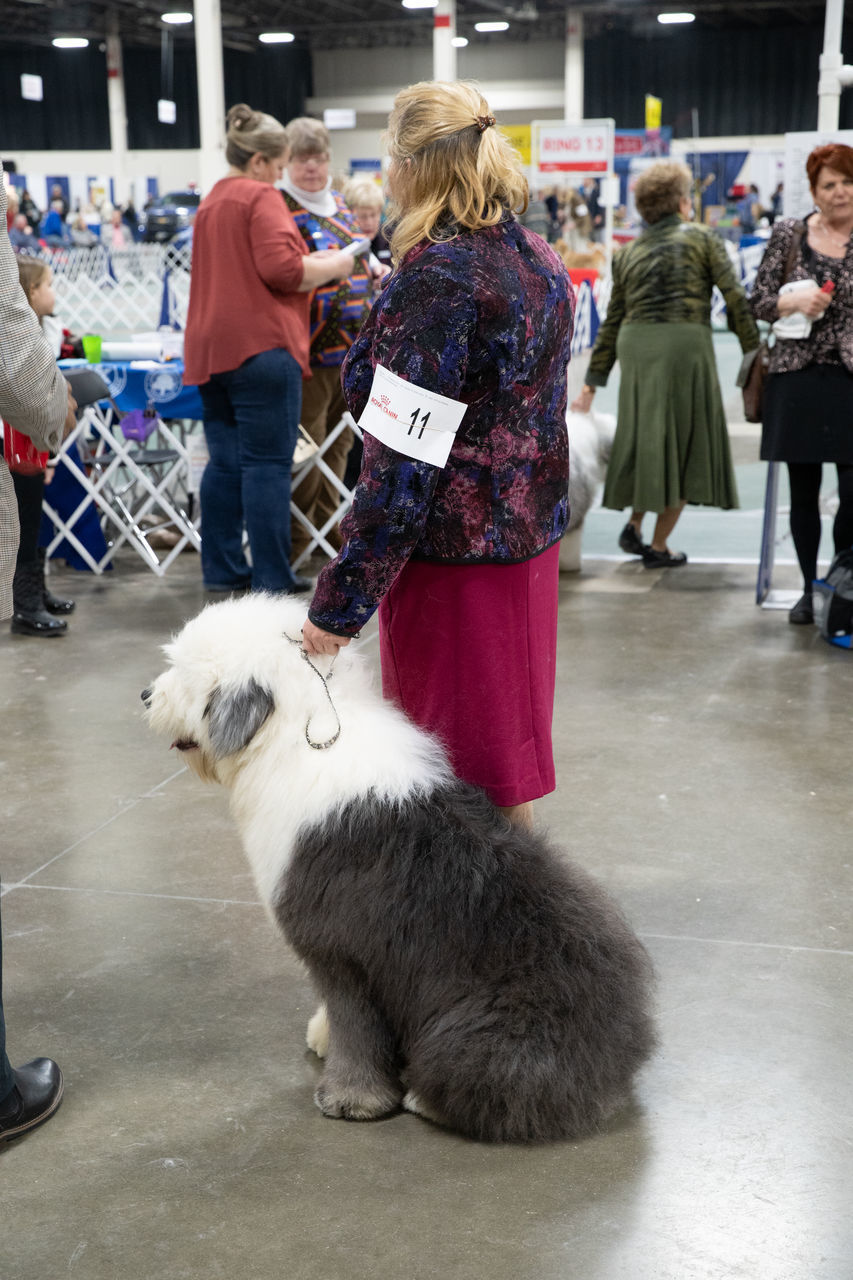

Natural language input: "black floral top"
[750,215,853,375]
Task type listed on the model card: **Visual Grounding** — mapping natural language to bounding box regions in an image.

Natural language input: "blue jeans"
[199,347,302,592]
[0,888,16,1105]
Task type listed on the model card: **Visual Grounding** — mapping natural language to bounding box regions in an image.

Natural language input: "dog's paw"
[306,1005,329,1059]
[402,1090,445,1127]
[314,1078,402,1122]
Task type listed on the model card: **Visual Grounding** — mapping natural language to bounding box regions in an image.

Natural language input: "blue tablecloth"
[59,357,204,419]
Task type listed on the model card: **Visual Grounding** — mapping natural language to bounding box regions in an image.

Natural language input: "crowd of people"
[4,181,143,249]
[3,81,853,1144]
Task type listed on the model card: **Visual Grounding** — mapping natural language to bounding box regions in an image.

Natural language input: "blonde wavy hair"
[384,80,528,264]
[225,103,289,169]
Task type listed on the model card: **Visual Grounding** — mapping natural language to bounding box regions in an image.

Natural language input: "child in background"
[3,258,76,635]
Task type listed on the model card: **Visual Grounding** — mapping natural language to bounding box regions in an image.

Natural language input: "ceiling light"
[451,36,468,46]
[402,0,439,8]
[474,20,509,31]
[161,11,193,23]
[657,11,695,22]
[52,36,89,48]
[258,31,295,42]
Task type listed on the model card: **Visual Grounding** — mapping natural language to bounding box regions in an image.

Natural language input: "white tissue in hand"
[771,280,817,340]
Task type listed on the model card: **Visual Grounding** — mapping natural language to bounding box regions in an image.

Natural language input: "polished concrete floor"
[1,533,851,1279]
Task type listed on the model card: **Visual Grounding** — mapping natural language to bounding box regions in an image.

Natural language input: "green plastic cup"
[82,334,102,363]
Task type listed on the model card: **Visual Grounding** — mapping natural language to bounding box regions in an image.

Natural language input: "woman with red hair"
[751,143,853,624]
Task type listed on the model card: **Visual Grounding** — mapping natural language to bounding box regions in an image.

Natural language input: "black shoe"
[10,608,68,636]
[618,523,646,556]
[643,547,688,569]
[0,1058,64,1143]
[285,575,313,595]
[37,549,75,613]
[788,592,814,625]
[43,587,75,615]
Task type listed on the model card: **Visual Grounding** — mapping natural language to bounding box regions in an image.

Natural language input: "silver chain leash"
[284,633,341,750]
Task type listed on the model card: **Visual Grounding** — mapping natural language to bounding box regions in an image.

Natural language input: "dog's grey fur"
[276,784,655,1143]
[145,596,656,1144]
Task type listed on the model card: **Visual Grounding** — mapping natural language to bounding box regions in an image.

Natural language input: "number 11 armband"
[356,363,468,468]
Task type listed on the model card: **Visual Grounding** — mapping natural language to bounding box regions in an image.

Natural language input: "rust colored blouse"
[183,177,309,386]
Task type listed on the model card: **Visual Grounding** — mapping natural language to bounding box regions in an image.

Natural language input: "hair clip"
[476,115,496,133]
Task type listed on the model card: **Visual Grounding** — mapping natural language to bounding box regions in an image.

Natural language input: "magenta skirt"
[378,544,560,807]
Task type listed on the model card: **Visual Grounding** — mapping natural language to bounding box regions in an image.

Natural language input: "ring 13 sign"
[533,120,615,176]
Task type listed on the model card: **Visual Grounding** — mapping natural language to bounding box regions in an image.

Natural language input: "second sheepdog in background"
[143,595,655,1144]
[560,408,617,572]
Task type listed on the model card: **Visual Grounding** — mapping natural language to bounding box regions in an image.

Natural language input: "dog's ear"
[204,679,275,759]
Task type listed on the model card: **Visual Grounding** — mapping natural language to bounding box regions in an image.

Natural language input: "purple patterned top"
[308,217,574,638]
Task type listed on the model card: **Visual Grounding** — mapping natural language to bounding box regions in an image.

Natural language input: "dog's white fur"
[560,408,616,573]
[146,595,449,911]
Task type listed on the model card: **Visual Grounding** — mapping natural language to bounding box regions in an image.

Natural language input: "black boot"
[36,547,75,615]
[10,562,68,637]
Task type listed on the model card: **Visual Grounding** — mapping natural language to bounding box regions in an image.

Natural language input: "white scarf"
[278,175,337,218]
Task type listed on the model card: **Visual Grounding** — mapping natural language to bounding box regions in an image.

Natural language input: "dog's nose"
[141,688,152,708]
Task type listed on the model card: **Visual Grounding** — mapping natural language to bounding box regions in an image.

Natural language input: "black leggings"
[11,469,46,571]
[786,462,853,591]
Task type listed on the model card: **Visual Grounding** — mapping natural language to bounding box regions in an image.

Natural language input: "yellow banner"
[500,124,531,167]
[645,95,662,131]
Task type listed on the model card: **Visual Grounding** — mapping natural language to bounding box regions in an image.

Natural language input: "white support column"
[106,19,128,206]
[194,0,226,195]
[433,0,457,82]
[564,7,584,124]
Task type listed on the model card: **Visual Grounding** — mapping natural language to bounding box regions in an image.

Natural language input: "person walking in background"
[0,169,70,1141]
[301,80,574,831]
[280,119,388,560]
[572,160,759,567]
[5,257,76,636]
[750,143,853,625]
[183,103,358,597]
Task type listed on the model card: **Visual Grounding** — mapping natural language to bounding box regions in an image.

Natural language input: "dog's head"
[142,595,343,785]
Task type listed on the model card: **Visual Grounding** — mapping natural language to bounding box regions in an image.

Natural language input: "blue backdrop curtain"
[684,153,748,211]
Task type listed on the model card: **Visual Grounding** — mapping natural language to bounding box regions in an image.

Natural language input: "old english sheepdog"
[142,594,655,1143]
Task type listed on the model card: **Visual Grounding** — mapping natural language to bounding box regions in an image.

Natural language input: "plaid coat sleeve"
[0,174,67,451]
[0,169,69,618]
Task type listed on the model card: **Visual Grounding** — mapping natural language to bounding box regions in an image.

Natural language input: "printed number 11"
[408,407,431,439]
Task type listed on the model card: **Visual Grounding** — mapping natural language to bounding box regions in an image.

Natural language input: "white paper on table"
[356,363,468,468]
[129,360,161,369]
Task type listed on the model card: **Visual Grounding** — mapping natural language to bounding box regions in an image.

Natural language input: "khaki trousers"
[291,365,354,558]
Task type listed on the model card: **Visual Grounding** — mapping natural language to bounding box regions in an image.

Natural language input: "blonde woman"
[183,103,356,596]
[343,178,392,266]
[572,161,758,566]
[302,81,574,828]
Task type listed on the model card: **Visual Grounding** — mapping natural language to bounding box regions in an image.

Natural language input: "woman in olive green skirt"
[572,161,759,568]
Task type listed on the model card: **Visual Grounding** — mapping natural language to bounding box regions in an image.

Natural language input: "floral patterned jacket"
[750,215,853,375]
[308,217,574,638]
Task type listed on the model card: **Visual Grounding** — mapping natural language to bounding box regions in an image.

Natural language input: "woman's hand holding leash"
[301,618,352,656]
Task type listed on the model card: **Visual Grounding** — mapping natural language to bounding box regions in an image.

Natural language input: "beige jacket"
[0,170,67,617]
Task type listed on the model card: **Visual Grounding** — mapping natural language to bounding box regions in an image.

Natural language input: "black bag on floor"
[813,548,853,649]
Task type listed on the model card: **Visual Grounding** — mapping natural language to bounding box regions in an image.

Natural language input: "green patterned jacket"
[586,214,759,386]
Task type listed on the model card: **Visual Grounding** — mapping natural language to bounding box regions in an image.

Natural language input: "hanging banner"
[500,124,532,167]
[644,95,662,131]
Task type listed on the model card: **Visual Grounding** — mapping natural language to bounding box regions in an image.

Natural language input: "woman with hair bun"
[750,143,853,625]
[302,80,575,828]
[183,103,358,596]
